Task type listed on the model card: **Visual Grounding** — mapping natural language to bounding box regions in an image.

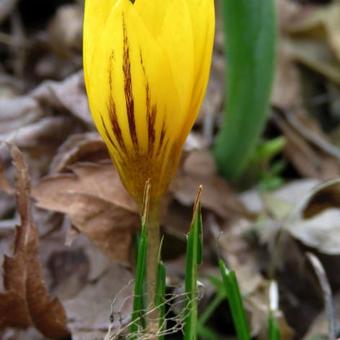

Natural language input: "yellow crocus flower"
[83,0,215,207]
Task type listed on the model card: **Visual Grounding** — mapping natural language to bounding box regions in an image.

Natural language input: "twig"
[307,252,336,340]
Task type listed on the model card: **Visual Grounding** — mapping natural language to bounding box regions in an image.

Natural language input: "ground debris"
[0,145,69,338]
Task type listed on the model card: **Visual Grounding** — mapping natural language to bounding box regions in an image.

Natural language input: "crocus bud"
[83,0,215,207]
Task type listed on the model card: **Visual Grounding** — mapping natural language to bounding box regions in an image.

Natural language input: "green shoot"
[184,187,203,340]
[268,311,281,340]
[129,223,147,338]
[219,260,251,340]
[129,181,151,338]
[155,238,166,340]
[214,0,277,180]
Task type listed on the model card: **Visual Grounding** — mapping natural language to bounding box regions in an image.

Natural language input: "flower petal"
[84,0,182,154]
[179,0,215,143]
[83,0,118,84]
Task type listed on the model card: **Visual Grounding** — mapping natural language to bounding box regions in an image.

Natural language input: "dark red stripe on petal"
[156,119,167,156]
[140,50,156,155]
[100,114,118,151]
[107,53,127,153]
[122,15,138,149]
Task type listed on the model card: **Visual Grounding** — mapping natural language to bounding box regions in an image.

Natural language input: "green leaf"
[155,239,166,340]
[268,311,281,340]
[219,260,251,340]
[214,0,277,180]
[129,223,147,338]
[184,200,203,340]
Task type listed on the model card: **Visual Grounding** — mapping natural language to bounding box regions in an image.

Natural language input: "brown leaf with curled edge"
[0,161,13,195]
[0,145,70,338]
[32,162,139,262]
[49,132,108,173]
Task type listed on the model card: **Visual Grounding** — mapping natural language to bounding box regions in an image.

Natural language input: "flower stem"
[146,205,160,337]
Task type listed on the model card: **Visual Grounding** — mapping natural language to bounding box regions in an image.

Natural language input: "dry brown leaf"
[285,1,340,62]
[64,265,133,340]
[272,45,303,110]
[280,1,340,85]
[50,132,107,173]
[272,109,340,179]
[0,145,69,338]
[0,160,13,195]
[32,72,91,125]
[285,179,340,255]
[285,38,340,85]
[171,150,247,220]
[32,162,139,262]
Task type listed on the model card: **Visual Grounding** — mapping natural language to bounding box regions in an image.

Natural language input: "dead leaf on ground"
[32,162,139,262]
[49,132,107,173]
[272,109,340,179]
[286,1,340,62]
[272,45,303,110]
[171,150,248,220]
[0,145,69,338]
[286,178,340,255]
[280,1,340,85]
[0,160,13,195]
[64,265,133,340]
[32,71,91,125]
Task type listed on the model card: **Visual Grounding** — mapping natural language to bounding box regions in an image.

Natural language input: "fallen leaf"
[272,109,340,179]
[32,72,91,125]
[32,162,139,262]
[64,265,133,340]
[0,160,13,195]
[0,145,69,338]
[272,45,303,110]
[285,38,340,85]
[285,179,340,255]
[171,150,247,220]
[49,132,107,173]
[287,208,340,255]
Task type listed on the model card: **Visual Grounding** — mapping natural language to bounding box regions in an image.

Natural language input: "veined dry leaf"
[32,162,139,262]
[49,132,107,173]
[272,109,340,179]
[0,145,69,338]
[171,150,248,220]
[32,71,91,125]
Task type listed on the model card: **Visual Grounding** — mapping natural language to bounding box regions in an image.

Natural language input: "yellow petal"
[134,0,196,120]
[84,0,184,202]
[133,0,171,37]
[158,0,195,119]
[179,0,215,143]
[83,0,118,84]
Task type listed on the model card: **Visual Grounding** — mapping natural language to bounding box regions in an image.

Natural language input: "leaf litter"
[0,145,69,338]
